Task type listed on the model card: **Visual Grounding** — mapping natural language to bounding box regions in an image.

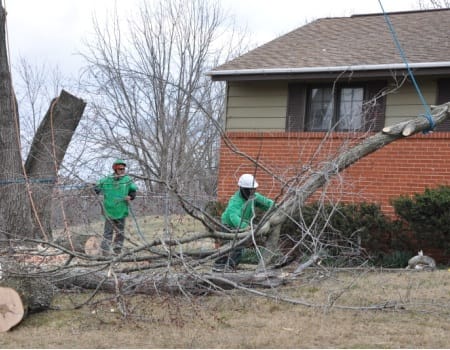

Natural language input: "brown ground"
[2,268,449,348]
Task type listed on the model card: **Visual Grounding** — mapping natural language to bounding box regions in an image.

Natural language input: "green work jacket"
[221,190,274,229]
[95,174,138,219]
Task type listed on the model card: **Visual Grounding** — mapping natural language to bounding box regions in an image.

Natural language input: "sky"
[4,0,420,77]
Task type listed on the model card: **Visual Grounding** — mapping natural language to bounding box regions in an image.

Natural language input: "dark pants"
[101,218,125,255]
[214,247,244,269]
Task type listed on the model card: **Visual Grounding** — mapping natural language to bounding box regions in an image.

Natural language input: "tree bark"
[0,4,34,246]
[0,4,86,246]
[53,268,287,295]
[0,258,55,332]
[24,90,86,240]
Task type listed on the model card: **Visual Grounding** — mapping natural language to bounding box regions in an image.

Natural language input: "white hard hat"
[238,174,258,188]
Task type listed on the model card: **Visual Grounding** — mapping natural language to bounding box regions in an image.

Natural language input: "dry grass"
[54,214,216,252]
[9,216,449,347]
[2,269,449,348]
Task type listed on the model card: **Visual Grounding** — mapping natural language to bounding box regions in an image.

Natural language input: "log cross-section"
[0,287,25,332]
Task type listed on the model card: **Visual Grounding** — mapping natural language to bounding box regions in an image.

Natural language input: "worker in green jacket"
[213,173,274,272]
[94,159,138,256]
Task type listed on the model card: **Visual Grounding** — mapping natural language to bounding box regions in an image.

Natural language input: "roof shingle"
[211,9,450,73]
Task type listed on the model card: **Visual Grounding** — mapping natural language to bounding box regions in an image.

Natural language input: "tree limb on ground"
[0,103,448,331]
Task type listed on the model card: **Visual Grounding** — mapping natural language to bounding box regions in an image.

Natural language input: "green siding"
[228,96,285,107]
[384,79,437,126]
[226,81,287,131]
[227,107,286,118]
[225,78,439,131]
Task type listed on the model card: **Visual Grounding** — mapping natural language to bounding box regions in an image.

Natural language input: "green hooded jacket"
[95,174,138,219]
[221,190,274,229]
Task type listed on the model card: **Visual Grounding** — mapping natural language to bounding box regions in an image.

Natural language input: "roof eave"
[208,62,450,81]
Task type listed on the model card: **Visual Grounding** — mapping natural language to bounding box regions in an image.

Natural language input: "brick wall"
[218,131,450,216]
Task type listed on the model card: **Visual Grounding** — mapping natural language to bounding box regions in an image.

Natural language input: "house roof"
[208,9,450,80]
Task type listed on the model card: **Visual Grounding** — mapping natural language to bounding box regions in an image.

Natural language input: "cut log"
[382,121,411,135]
[85,236,102,256]
[0,269,54,332]
[0,277,54,312]
[53,234,101,255]
[0,287,24,332]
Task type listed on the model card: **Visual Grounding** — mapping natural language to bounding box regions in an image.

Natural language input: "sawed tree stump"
[0,260,54,332]
[0,287,24,332]
[53,234,101,256]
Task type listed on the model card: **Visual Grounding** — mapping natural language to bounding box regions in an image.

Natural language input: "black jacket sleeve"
[93,184,101,195]
[128,190,137,200]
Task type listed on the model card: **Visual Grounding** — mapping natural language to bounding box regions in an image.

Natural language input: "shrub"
[391,185,450,254]
[374,250,412,268]
[280,201,411,267]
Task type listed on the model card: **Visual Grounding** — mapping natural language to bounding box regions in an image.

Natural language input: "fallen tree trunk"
[257,102,450,266]
[0,259,54,332]
[2,105,449,317]
[175,103,450,270]
[53,267,288,295]
[0,261,287,331]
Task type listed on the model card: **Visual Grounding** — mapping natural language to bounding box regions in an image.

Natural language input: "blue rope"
[0,177,56,185]
[377,0,435,132]
[129,205,149,245]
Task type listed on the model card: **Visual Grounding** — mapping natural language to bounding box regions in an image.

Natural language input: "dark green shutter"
[286,84,306,131]
[364,81,387,132]
[435,78,450,131]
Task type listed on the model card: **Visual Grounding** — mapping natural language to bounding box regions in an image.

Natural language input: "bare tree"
[418,0,450,8]
[79,0,248,195]
[14,58,65,155]
[0,2,86,244]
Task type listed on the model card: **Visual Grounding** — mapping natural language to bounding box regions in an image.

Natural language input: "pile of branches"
[0,102,449,331]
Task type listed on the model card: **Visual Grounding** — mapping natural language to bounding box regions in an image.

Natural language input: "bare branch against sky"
[5,0,419,77]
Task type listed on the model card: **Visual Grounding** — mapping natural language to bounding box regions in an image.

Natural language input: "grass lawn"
[2,269,449,348]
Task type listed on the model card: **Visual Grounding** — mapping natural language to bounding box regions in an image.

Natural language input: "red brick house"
[208,9,450,215]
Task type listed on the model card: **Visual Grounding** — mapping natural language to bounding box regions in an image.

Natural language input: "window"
[339,87,364,130]
[307,87,333,130]
[286,81,386,132]
[306,85,364,131]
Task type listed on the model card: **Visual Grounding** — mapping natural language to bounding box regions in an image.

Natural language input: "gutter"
[207,61,450,76]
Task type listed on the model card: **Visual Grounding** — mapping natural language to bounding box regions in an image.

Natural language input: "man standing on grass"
[94,159,138,256]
